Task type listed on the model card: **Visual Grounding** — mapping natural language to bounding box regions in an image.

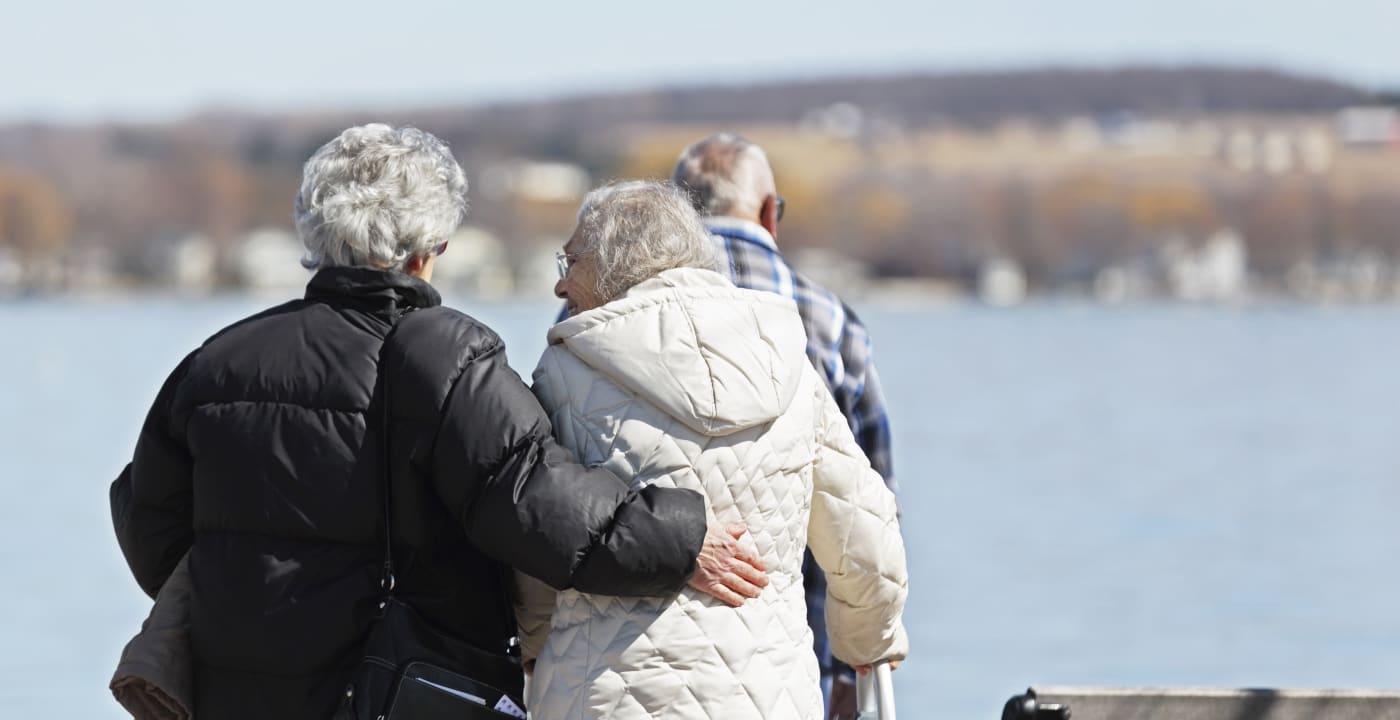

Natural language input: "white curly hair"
[295,123,467,270]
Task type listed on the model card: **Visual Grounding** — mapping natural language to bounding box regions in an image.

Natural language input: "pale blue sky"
[6,0,1396,122]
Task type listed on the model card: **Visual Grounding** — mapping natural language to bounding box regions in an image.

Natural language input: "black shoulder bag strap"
[375,308,520,651]
[378,309,407,597]
[343,307,524,720]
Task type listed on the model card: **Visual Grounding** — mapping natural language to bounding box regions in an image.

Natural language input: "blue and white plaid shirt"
[705,217,895,488]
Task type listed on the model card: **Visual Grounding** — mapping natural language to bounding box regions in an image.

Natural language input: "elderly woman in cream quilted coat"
[515,181,909,720]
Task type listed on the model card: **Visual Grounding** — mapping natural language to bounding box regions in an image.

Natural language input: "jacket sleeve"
[806,367,910,666]
[430,344,706,596]
[111,353,198,599]
[512,569,557,662]
[111,552,194,717]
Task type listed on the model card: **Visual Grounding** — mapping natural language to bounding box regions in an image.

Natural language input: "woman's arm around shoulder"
[429,339,705,597]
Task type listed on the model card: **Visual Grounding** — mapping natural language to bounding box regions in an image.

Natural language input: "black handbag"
[338,309,526,720]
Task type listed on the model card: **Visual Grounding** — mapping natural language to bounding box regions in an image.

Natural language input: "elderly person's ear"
[402,252,435,281]
[758,193,780,238]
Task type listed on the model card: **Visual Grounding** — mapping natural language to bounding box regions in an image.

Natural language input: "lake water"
[2,295,1397,718]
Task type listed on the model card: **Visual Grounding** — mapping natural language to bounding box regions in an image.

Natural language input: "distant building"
[235,227,307,291]
[169,233,218,291]
[429,226,514,297]
[1093,264,1158,304]
[0,248,21,295]
[1183,121,1223,158]
[1335,107,1399,146]
[789,247,871,299]
[1162,229,1248,302]
[802,102,865,139]
[1288,252,1396,302]
[977,258,1027,307]
[1122,119,1180,155]
[1261,131,1293,174]
[1226,130,1257,171]
[136,232,217,291]
[1060,117,1103,153]
[1297,127,1333,173]
[480,160,589,203]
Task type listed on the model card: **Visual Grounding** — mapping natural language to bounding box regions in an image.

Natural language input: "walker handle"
[856,661,897,720]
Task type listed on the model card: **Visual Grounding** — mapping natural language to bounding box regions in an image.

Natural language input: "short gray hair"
[574,180,719,301]
[295,124,467,270]
[671,132,776,219]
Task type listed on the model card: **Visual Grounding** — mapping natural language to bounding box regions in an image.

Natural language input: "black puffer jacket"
[109,267,706,720]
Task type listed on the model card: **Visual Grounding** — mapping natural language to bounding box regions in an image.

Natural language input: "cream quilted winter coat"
[517,268,908,720]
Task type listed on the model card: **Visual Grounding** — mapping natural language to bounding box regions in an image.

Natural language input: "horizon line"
[4,59,1396,129]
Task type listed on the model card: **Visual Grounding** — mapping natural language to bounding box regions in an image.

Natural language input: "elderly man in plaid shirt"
[673,133,899,720]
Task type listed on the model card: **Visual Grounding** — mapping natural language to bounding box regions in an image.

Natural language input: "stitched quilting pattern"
[523,270,907,720]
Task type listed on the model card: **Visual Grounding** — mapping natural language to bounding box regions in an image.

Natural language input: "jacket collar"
[703,216,780,254]
[304,266,442,313]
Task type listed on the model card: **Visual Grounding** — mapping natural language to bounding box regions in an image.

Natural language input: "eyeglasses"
[433,241,449,257]
[775,195,786,223]
[556,251,587,279]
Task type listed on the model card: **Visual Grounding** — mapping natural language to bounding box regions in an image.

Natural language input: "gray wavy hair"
[574,180,720,301]
[671,132,776,219]
[295,124,467,270]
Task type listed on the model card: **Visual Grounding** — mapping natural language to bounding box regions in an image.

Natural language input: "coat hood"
[547,268,809,437]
